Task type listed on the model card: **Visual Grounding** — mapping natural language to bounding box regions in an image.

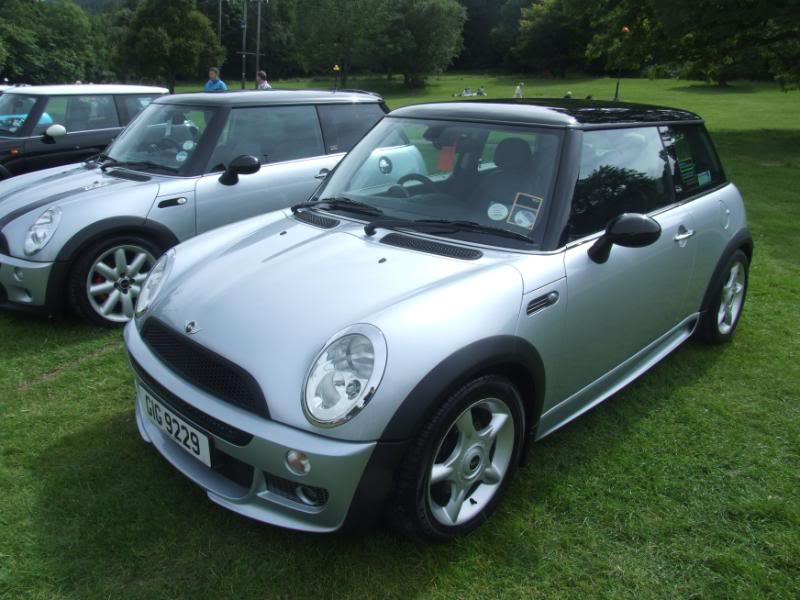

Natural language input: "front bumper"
[125,322,385,533]
[0,253,54,308]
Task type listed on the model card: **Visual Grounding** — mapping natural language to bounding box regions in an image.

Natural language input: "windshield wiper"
[101,159,178,173]
[364,218,536,245]
[291,196,383,217]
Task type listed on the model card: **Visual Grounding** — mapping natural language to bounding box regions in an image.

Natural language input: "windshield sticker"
[487,202,509,221]
[182,140,195,151]
[175,151,188,163]
[507,192,542,231]
[697,170,711,186]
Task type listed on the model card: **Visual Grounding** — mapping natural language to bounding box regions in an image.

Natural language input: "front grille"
[141,319,268,417]
[130,354,254,446]
[380,233,483,260]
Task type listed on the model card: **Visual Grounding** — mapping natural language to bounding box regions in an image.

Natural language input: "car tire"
[388,375,525,542]
[68,235,160,327]
[0,164,12,180]
[697,249,749,344]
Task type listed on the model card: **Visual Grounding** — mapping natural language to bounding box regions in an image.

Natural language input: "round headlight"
[135,249,174,317]
[24,206,62,256]
[303,324,387,426]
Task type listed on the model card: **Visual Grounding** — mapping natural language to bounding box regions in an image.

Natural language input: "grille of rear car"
[293,210,340,229]
[141,318,269,418]
[129,354,254,446]
[379,233,483,260]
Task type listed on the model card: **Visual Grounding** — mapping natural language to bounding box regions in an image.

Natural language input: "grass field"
[1,76,799,599]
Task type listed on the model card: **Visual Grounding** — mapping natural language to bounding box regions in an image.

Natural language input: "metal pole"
[241,0,247,90]
[255,0,262,87]
[218,0,222,41]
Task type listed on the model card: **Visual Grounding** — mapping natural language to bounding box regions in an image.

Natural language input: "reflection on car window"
[106,103,216,173]
[120,95,159,125]
[318,103,384,154]
[567,127,671,240]
[35,95,119,134]
[318,117,562,245]
[0,94,37,135]
[659,125,725,199]
[207,105,324,172]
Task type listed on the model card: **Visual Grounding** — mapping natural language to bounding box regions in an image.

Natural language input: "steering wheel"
[149,137,182,153]
[397,173,436,195]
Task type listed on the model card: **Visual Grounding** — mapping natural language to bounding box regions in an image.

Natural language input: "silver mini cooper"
[125,99,751,541]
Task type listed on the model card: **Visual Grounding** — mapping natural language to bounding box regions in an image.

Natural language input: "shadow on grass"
[26,337,725,597]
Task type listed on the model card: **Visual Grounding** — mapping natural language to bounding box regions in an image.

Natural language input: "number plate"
[138,385,212,467]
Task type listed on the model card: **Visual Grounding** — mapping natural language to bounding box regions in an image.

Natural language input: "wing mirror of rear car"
[43,124,67,142]
[588,213,661,264]
[219,154,261,186]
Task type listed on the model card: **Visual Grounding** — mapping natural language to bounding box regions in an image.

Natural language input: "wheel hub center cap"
[462,446,485,480]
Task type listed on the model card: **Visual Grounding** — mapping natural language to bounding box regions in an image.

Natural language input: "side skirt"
[534,313,700,440]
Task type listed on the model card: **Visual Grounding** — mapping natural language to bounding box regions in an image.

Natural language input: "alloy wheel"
[717,260,746,335]
[85,244,155,323]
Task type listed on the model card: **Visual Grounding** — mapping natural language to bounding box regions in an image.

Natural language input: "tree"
[373,0,467,87]
[453,0,502,69]
[118,0,223,91]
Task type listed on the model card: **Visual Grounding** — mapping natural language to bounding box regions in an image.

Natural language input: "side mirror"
[219,154,260,186]
[588,213,661,264]
[44,124,67,140]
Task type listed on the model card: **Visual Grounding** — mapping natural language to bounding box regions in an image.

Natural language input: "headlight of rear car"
[23,206,62,256]
[135,249,174,317]
[303,324,387,426]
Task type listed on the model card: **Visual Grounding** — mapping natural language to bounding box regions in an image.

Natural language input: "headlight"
[24,206,62,256]
[135,249,174,317]
[303,324,387,426]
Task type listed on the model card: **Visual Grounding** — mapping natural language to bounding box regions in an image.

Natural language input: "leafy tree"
[118,0,223,91]
[490,0,531,67]
[453,0,502,69]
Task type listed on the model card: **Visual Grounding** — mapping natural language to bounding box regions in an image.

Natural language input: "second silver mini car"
[125,99,751,540]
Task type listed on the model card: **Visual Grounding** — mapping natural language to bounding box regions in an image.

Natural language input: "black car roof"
[389,99,703,128]
[155,89,383,107]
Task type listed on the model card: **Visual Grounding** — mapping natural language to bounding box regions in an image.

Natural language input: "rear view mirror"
[588,213,661,264]
[44,124,67,140]
[219,154,260,186]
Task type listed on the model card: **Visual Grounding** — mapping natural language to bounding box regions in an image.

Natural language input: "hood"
[0,164,162,221]
[150,217,520,427]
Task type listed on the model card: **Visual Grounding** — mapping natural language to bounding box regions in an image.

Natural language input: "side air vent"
[293,210,340,229]
[526,291,559,315]
[380,233,483,260]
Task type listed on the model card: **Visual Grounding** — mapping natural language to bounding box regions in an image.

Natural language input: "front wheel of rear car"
[68,235,160,327]
[388,375,525,542]
[698,249,749,344]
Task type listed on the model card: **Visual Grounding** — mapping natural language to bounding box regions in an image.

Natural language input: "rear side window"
[208,105,324,171]
[118,95,159,125]
[566,127,672,240]
[659,125,725,199]
[35,95,119,134]
[317,103,384,154]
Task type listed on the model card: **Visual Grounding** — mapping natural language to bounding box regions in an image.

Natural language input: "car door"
[559,126,697,400]
[194,104,337,234]
[23,94,123,172]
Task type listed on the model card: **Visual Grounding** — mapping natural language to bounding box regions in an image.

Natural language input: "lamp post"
[613,25,631,102]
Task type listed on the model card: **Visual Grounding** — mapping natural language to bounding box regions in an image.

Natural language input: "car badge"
[82,180,111,191]
[184,320,201,335]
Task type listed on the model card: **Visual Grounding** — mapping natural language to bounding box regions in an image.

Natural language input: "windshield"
[315,117,562,247]
[105,103,217,174]
[0,93,37,136]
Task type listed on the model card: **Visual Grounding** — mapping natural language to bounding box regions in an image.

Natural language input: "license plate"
[138,385,212,467]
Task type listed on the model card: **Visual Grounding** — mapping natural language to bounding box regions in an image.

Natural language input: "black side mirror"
[588,213,661,264]
[219,154,260,185]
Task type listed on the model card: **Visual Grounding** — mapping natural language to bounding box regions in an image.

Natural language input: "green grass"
[1,76,799,599]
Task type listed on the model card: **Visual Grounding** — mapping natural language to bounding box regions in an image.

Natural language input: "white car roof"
[2,84,168,96]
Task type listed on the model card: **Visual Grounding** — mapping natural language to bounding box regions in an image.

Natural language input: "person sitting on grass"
[204,67,228,92]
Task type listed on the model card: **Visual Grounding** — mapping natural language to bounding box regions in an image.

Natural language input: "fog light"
[285,450,310,475]
[13,267,24,282]
[295,484,326,507]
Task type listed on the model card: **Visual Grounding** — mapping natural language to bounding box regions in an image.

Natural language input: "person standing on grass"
[204,67,227,92]
[256,71,272,90]
[514,82,523,98]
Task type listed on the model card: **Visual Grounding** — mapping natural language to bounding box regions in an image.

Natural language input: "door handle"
[158,197,187,208]
[315,168,330,180]
[674,227,695,242]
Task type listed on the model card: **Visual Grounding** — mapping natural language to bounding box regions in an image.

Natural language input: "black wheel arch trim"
[0,163,12,180]
[699,227,753,314]
[379,335,546,443]
[55,217,179,263]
